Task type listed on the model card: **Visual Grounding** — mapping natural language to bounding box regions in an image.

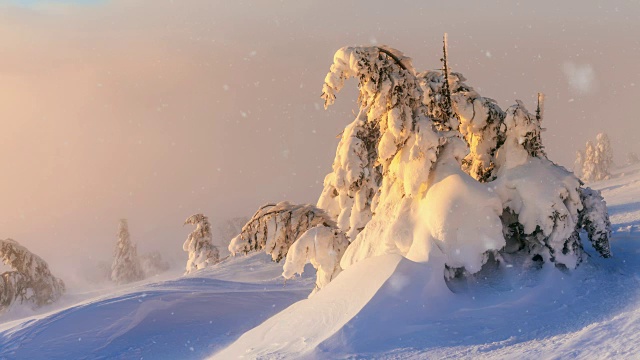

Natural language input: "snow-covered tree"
[183,214,219,274]
[230,202,349,293]
[317,46,506,277]
[627,152,640,165]
[595,132,613,178]
[282,225,349,296]
[493,101,585,269]
[579,188,612,258]
[319,43,611,276]
[229,202,341,262]
[318,46,440,241]
[582,140,597,181]
[0,238,65,310]
[140,251,170,278]
[111,219,143,284]
[574,150,585,178]
[582,133,613,182]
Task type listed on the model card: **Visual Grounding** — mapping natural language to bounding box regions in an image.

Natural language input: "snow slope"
[0,253,314,360]
[2,165,640,360]
[214,164,640,359]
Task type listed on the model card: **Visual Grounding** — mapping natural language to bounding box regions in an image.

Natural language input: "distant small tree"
[183,214,220,274]
[111,219,144,284]
[574,150,585,178]
[595,133,613,177]
[582,133,613,182]
[0,238,65,310]
[582,140,597,182]
[140,251,170,278]
[628,152,640,165]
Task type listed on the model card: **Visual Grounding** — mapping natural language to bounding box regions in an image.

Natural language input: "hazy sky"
[1,0,638,287]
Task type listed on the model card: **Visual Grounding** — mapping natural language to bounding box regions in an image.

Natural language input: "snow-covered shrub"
[0,238,65,310]
[579,188,612,258]
[229,202,340,262]
[582,133,613,182]
[282,225,349,296]
[627,152,640,165]
[140,251,170,278]
[317,46,439,240]
[183,214,220,274]
[111,219,144,284]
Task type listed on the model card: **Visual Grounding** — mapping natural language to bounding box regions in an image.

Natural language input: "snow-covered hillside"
[2,165,640,359]
[0,253,314,359]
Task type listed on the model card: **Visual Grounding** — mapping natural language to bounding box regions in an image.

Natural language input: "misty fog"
[0,0,638,289]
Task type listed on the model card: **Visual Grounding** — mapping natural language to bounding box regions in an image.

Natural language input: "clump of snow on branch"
[424,70,506,182]
[111,219,144,284]
[282,225,349,296]
[183,214,220,274]
[318,46,439,241]
[0,238,65,310]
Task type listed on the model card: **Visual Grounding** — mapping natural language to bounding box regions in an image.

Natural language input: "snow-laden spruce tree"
[140,251,170,278]
[111,219,144,284]
[595,132,613,178]
[183,214,219,274]
[582,140,597,181]
[581,133,613,182]
[574,150,585,178]
[320,43,611,276]
[580,188,612,258]
[492,101,587,268]
[0,238,65,310]
[229,202,349,292]
[317,46,439,241]
[318,46,506,276]
[420,37,506,182]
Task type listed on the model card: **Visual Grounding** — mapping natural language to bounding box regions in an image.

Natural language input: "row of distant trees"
[0,214,231,312]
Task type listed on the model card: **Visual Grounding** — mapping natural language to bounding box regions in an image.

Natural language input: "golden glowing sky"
[0,0,638,286]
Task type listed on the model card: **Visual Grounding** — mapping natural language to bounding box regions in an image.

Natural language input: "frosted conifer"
[0,238,65,310]
[111,219,143,284]
[183,214,219,274]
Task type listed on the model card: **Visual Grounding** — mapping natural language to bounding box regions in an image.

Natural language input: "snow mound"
[211,254,407,359]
